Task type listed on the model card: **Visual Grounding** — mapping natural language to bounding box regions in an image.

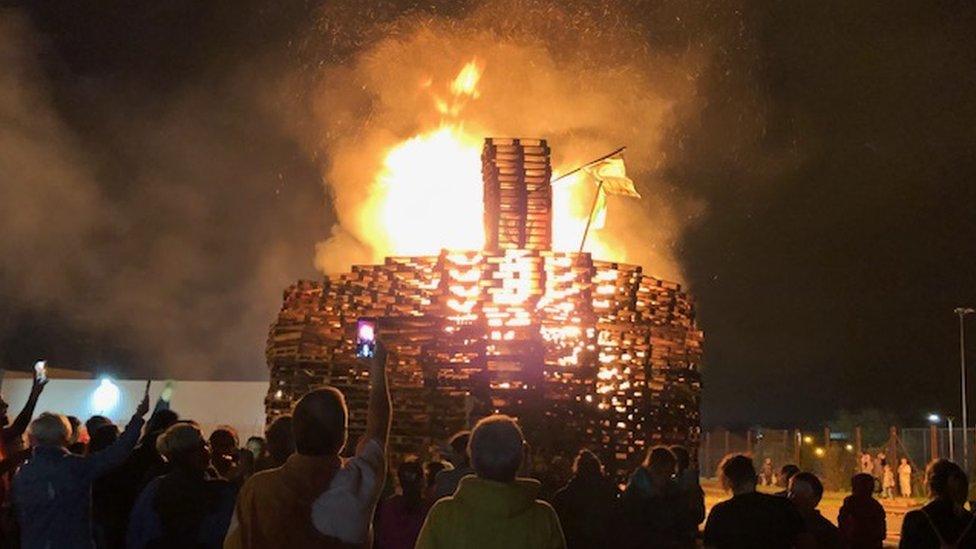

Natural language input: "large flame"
[371,61,618,259]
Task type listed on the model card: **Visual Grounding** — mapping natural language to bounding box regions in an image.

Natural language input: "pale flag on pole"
[582,154,639,229]
[582,155,641,198]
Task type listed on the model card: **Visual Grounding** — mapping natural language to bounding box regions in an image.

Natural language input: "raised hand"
[135,381,151,417]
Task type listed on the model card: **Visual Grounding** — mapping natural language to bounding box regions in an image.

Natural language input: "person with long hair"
[621,446,688,548]
[900,460,975,548]
[552,449,619,548]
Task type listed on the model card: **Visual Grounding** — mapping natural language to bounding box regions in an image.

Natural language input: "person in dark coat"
[552,449,619,549]
[838,473,886,549]
[127,422,237,548]
[788,472,841,548]
[900,460,976,548]
[12,393,149,549]
[670,444,705,543]
[622,446,689,548]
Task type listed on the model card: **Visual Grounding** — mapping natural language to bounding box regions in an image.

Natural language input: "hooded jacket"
[415,475,565,549]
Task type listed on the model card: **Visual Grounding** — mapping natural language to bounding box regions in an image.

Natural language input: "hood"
[452,476,541,518]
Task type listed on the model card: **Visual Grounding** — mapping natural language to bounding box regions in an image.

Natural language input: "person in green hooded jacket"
[415,414,566,549]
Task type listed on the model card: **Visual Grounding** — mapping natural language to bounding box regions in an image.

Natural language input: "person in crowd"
[416,414,565,549]
[244,436,266,463]
[124,409,180,488]
[899,460,976,548]
[621,446,687,548]
[209,426,241,479]
[433,430,475,500]
[374,458,429,549]
[898,458,913,499]
[85,415,113,440]
[703,454,812,549]
[882,464,896,499]
[127,422,237,548]
[424,460,448,503]
[255,415,294,472]
[838,473,886,549]
[0,370,47,544]
[775,463,801,497]
[761,458,775,486]
[552,449,619,549]
[225,339,390,548]
[788,472,841,548]
[671,444,706,544]
[67,415,87,454]
[91,424,126,549]
[11,390,149,549]
[860,453,875,476]
[873,453,886,493]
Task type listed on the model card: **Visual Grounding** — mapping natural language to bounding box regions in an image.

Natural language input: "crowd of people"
[0,343,973,548]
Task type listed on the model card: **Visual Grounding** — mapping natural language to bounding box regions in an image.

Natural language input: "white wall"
[1,379,270,442]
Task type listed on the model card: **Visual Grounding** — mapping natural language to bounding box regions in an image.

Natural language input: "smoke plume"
[301,0,724,282]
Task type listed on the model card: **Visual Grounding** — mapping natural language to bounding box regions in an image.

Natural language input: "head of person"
[573,449,604,480]
[851,473,875,497]
[788,472,824,512]
[157,422,211,473]
[209,426,240,457]
[27,412,71,448]
[265,415,295,464]
[398,459,425,497]
[719,454,757,493]
[245,436,266,459]
[778,463,800,487]
[644,446,677,480]
[926,459,968,504]
[85,415,112,438]
[146,409,180,436]
[670,445,691,474]
[448,431,471,467]
[425,460,447,487]
[469,415,525,483]
[89,424,120,453]
[66,416,82,444]
[900,457,908,466]
[292,387,347,457]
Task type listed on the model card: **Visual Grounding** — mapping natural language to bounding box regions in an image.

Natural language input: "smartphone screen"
[34,360,47,383]
[356,318,377,359]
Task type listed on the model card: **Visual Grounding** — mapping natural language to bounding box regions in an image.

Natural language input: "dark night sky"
[1,1,974,426]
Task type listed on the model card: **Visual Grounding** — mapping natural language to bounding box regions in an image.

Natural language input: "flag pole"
[578,179,604,254]
[553,146,626,184]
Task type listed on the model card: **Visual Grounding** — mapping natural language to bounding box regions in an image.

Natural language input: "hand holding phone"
[356,318,377,359]
[34,361,47,384]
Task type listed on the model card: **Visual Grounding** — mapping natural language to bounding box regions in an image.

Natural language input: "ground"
[701,478,924,546]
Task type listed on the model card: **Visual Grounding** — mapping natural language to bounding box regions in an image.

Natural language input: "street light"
[955,307,974,470]
[930,412,957,463]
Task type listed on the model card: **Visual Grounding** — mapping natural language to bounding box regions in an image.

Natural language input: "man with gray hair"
[12,386,150,549]
[416,414,566,548]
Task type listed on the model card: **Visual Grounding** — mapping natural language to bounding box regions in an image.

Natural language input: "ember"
[266,137,702,477]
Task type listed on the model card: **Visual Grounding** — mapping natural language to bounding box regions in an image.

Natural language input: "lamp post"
[930,413,956,462]
[955,307,974,470]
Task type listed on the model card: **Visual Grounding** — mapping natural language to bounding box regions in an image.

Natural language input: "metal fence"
[700,427,976,489]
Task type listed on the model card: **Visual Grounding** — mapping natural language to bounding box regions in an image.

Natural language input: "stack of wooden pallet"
[482,138,552,251]
[264,138,702,478]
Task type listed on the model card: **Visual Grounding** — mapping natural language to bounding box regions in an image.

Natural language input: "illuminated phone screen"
[356,319,376,358]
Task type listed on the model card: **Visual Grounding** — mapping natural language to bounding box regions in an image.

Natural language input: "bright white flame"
[91,378,121,415]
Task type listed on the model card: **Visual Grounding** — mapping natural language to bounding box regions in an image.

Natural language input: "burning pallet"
[266,138,702,477]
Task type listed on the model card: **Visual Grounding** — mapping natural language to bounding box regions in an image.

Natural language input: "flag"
[582,155,641,198]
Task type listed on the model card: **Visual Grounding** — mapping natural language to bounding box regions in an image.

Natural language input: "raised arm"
[364,340,391,446]
[87,388,150,479]
[7,371,48,439]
